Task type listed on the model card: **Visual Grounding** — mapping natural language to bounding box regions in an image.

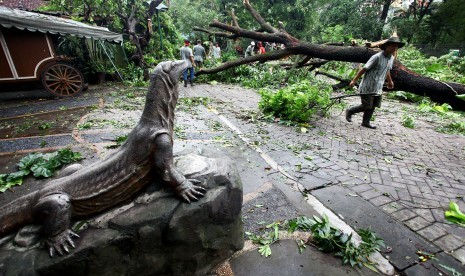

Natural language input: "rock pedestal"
[0,150,244,276]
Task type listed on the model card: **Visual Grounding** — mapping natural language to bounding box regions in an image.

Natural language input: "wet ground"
[0,83,464,275]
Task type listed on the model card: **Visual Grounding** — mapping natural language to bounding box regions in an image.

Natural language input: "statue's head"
[150,60,188,89]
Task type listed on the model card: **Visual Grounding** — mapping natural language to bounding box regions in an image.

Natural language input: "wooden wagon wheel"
[41,62,84,97]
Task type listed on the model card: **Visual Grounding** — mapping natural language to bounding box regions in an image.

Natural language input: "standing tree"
[391,0,435,44]
[376,0,395,40]
[194,0,465,110]
[41,0,173,68]
[116,0,163,67]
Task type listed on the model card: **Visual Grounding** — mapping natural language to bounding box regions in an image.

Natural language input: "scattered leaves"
[287,216,385,268]
[105,134,129,149]
[438,264,463,276]
[246,221,281,257]
[445,201,465,227]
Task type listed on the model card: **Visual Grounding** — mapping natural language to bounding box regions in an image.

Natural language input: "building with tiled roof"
[0,0,46,11]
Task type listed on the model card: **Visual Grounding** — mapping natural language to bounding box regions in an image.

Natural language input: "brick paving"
[188,84,465,264]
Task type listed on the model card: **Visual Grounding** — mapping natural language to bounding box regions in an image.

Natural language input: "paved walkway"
[185,84,465,268]
[1,83,464,275]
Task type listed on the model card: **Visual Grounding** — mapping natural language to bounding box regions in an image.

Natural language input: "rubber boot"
[183,80,187,87]
[361,108,376,129]
[345,109,353,122]
[190,80,194,87]
[345,105,365,122]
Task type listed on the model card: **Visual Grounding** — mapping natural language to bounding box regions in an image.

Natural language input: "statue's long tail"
[0,193,36,236]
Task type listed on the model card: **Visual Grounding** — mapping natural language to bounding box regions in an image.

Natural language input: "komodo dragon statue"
[0,60,206,257]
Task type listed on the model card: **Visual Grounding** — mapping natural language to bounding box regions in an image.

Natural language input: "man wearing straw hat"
[346,37,405,129]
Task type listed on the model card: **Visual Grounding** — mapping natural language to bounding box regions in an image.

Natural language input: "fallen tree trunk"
[194,0,465,110]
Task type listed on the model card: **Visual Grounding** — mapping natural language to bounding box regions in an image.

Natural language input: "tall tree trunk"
[116,0,162,68]
[194,0,465,110]
[376,0,393,40]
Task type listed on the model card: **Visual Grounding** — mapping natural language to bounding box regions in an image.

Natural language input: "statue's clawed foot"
[176,179,207,203]
[46,229,79,257]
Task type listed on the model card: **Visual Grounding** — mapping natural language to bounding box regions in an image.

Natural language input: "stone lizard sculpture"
[0,60,205,257]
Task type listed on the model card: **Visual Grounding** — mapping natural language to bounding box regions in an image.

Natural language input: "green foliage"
[38,122,52,130]
[246,215,385,268]
[433,0,465,44]
[171,0,227,39]
[387,91,424,103]
[55,36,90,76]
[320,25,349,43]
[42,0,184,73]
[437,121,465,135]
[401,114,415,129]
[399,0,465,46]
[145,12,183,62]
[246,221,281,258]
[78,122,93,130]
[177,97,211,112]
[0,149,82,192]
[357,228,386,255]
[121,63,147,87]
[445,202,465,227]
[321,61,358,81]
[398,46,465,84]
[86,39,115,73]
[315,0,382,42]
[287,215,385,268]
[105,134,128,149]
[417,100,453,115]
[457,94,465,101]
[287,216,314,232]
[259,80,332,122]
[396,98,465,135]
[200,56,304,89]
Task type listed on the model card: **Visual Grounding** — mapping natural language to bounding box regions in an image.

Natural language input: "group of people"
[244,41,284,57]
[180,39,221,87]
[181,35,405,131]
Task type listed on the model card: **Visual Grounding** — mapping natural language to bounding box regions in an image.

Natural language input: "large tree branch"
[298,56,312,66]
[209,20,295,45]
[195,0,465,110]
[314,70,352,90]
[281,58,329,70]
[196,49,293,75]
[193,27,238,39]
[243,0,276,33]
[315,71,347,83]
[230,8,239,28]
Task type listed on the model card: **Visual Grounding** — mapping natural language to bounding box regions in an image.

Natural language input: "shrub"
[121,63,147,87]
[259,80,332,122]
